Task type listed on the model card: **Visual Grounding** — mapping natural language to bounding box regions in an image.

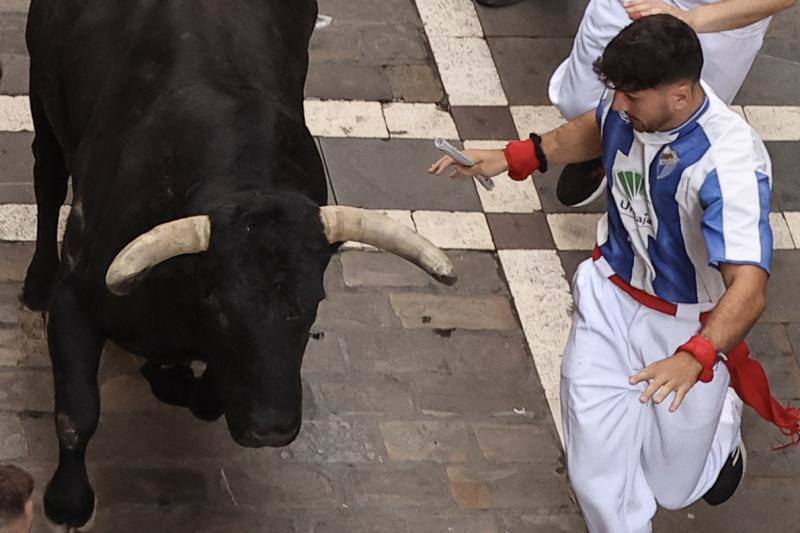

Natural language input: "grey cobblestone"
[348,465,453,509]
[446,465,573,511]
[319,376,416,417]
[379,421,470,463]
[389,293,517,330]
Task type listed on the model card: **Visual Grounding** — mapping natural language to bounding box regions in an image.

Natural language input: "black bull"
[23,0,455,529]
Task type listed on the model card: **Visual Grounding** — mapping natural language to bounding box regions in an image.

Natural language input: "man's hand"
[628,351,703,412]
[624,0,696,28]
[427,149,508,180]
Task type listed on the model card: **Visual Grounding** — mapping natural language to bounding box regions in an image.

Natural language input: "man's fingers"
[428,155,455,175]
[639,378,665,403]
[628,368,651,385]
[653,382,677,404]
[669,387,689,412]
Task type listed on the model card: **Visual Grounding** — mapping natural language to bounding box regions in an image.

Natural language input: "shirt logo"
[617,170,644,201]
[655,147,680,180]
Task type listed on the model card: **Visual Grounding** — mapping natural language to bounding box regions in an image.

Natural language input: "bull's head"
[103,196,456,447]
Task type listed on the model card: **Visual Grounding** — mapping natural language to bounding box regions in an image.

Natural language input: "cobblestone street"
[1,0,800,531]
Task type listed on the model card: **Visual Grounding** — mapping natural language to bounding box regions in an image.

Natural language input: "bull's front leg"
[43,285,104,531]
[22,95,69,310]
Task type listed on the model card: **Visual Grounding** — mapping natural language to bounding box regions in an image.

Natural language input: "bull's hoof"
[43,498,97,532]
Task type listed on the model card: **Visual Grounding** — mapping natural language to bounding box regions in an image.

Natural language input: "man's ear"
[670,82,693,110]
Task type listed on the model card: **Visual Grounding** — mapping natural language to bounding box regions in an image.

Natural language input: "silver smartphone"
[434,138,495,191]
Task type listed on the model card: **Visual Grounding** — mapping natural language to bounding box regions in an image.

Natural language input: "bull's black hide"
[23,0,341,528]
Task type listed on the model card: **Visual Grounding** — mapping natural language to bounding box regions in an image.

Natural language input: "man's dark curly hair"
[0,465,33,525]
[593,14,703,93]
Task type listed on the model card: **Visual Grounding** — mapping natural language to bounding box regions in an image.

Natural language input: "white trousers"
[549,0,769,119]
[560,259,742,533]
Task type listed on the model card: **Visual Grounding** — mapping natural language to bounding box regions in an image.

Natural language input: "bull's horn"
[106,215,211,295]
[319,206,457,285]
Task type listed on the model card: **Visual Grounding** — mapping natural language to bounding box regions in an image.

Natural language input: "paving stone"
[510,105,567,138]
[435,250,510,296]
[340,251,431,288]
[90,466,208,505]
[766,141,800,211]
[0,413,26,459]
[0,1,28,13]
[302,330,347,375]
[546,212,601,250]
[762,250,800,322]
[389,293,516,330]
[385,64,445,103]
[340,329,532,377]
[499,513,587,533]
[416,0,483,38]
[464,140,542,214]
[319,375,416,417]
[320,138,482,211]
[0,183,34,203]
[0,53,27,95]
[361,24,431,66]
[428,36,507,106]
[745,323,800,402]
[744,106,800,141]
[412,211,494,250]
[276,419,384,463]
[45,504,297,533]
[446,465,572,511]
[0,95,30,131]
[735,54,800,106]
[558,250,592,287]
[472,423,561,463]
[771,211,795,249]
[404,512,503,533]
[303,511,412,533]
[305,63,393,101]
[0,12,26,55]
[317,0,423,25]
[349,466,453,508]
[475,0,585,38]
[0,326,49,367]
[741,409,800,478]
[308,25,363,64]
[411,372,550,421]
[314,293,396,330]
[0,204,69,242]
[654,476,800,532]
[489,38,573,106]
[0,132,32,185]
[452,106,519,140]
[0,369,52,411]
[208,463,345,509]
[304,100,388,139]
[380,421,470,463]
[383,102,458,139]
[487,212,554,249]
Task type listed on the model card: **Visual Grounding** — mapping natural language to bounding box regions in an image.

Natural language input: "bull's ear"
[106,215,211,295]
[319,206,456,286]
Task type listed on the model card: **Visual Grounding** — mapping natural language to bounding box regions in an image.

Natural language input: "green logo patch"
[617,170,644,201]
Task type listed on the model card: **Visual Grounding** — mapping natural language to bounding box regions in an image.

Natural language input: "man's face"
[611,86,674,133]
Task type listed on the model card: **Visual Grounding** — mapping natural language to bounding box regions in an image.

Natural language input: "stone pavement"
[1,0,800,531]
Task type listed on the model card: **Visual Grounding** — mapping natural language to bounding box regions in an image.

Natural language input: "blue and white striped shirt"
[596,82,772,304]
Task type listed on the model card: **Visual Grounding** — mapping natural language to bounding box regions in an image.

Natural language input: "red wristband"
[678,334,717,383]
[503,139,540,181]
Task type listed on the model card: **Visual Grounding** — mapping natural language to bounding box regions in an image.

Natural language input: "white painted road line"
[413,210,495,250]
[382,103,459,139]
[303,100,388,139]
[463,140,542,213]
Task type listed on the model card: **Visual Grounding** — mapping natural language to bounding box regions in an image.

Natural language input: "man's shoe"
[556,157,606,208]
[703,443,747,506]
[475,0,525,6]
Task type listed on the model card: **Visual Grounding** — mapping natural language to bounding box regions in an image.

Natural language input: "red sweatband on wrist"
[503,139,540,181]
[679,334,717,383]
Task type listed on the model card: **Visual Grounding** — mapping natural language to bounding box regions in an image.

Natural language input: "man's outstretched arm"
[427,110,601,180]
